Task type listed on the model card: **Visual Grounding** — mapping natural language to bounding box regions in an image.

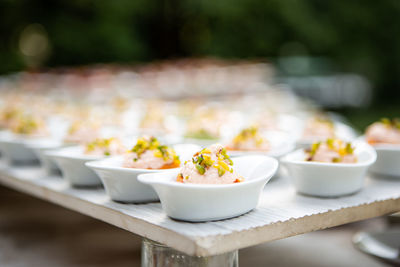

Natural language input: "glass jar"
[141,238,238,267]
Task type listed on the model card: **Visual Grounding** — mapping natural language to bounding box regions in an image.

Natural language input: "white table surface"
[0,161,399,256]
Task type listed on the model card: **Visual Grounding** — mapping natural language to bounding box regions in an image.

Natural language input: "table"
[0,160,399,263]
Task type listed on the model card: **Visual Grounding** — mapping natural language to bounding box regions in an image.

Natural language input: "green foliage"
[0,0,399,101]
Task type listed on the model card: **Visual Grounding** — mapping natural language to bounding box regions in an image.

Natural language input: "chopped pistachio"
[345,143,354,154]
[202,155,213,167]
[332,157,341,163]
[130,136,179,164]
[196,164,205,175]
[381,117,391,126]
[309,142,321,157]
[185,129,217,140]
[232,126,265,146]
[218,167,226,177]
[326,138,334,149]
[198,154,204,164]
[307,138,355,162]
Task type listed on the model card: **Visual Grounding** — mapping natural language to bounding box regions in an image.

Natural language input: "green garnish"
[130,136,180,165]
[381,118,391,125]
[221,148,234,165]
[380,118,400,130]
[131,136,159,156]
[309,142,321,158]
[218,167,226,177]
[307,139,356,162]
[198,154,204,164]
[11,115,41,135]
[326,138,334,149]
[185,129,218,140]
[85,138,119,156]
[232,126,266,147]
[332,157,341,163]
[157,145,168,157]
[345,143,354,154]
[202,157,213,167]
[192,146,235,175]
[196,164,205,175]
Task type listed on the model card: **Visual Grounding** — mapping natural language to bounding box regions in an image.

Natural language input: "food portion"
[302,117,335,140]
[0,106,23,129]
[0,103,48,137]
[365,118,400,145]
[123,136,180,169]
[184,107,225,140]
[10,114,48,137]
[64,121,99,144]
[177,144,243,184]
[305,139,357,163]
[84,137,125,156]
[226,126,269,151]
[139,101,169,134]
[251,112,277,131]
[185,120,220,140]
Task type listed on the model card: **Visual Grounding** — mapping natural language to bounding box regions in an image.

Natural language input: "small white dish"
[86,157,163,203]
[86,144,201,203]
[0,132,39,163]
[25,139,68,175]
[46,146,105,187]
[138,155,279,222]
[368,143,400,178]
[281,142,376,197]
[226,131,295,158]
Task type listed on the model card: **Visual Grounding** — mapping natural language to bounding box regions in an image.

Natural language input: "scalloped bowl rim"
[281,143,377,168]
[85,156,180,173]
[45,146,105,161]
[138,155,279,189]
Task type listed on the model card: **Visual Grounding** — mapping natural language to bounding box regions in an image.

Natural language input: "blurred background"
[0,2,399,266]
[0,0,399,129]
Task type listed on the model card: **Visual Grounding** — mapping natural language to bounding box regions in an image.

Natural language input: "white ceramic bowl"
[0,132,39,163]
[281,142,377,197]
[226,131,295,158]
[86,144,201,203]
[368,144,400,178]
[25,139,67,175]
[46,146,105,187]
[138,155,279,222]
